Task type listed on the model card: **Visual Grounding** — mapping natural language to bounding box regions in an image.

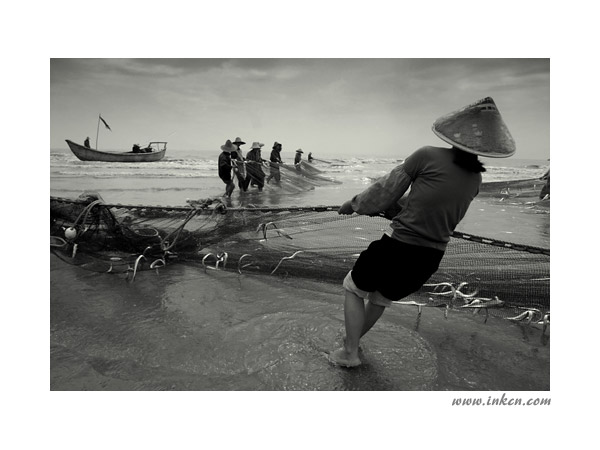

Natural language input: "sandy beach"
[51,256,549,391]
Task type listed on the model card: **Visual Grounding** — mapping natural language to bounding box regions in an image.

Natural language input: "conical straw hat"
[432,97,516,158]
[220,139,236,152]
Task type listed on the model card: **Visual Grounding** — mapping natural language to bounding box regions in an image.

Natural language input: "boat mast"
[95,114,101,149]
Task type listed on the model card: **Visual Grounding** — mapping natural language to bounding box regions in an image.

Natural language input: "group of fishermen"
[218,137,313,197]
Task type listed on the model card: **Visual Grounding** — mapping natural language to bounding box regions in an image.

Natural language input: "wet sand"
[51,255,549,391]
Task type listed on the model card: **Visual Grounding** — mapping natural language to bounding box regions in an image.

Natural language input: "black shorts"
[351,234,444,301]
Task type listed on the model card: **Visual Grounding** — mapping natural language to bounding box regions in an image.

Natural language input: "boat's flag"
[99,115,112,131]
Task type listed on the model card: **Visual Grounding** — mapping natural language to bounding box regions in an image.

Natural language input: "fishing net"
[237,160,341,195]
[50,184,550,329]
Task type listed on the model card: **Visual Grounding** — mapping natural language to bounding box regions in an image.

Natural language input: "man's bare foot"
[343,337,363,353]
[329,348,361,367]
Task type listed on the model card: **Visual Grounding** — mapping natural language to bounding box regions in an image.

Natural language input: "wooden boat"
[66,140,167,162]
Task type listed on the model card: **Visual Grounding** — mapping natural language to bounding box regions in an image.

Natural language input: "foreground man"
[329,97,516,367]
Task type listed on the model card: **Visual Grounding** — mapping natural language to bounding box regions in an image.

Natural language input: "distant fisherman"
[294,149,303,171]
[218,139,237,197]
[232,137,249,192]
[266,141,283,185]
[329,97,516,368]
[84,137,90,148]
[246,142,266,191]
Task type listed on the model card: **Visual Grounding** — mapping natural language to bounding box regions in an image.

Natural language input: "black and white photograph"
[5,1,598,448]
[50,58,551,392]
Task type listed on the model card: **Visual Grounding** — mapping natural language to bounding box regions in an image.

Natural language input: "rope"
[158,207,201,252]
[51,196,339,214]
[50,236,67,248]
[159,197,226,251]
[72,199,104,227]
[51,196,550,256]
[450,230,550,256]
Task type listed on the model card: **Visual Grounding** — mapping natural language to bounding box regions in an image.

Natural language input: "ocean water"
[51,147,549,246]
[50,146,550,391]
[50,147,549,201]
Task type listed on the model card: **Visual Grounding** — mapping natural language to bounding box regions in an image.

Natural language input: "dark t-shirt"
[270,149,282,166]
[352,146,482,250]
[246,149,261,162]
[218,151,233,182]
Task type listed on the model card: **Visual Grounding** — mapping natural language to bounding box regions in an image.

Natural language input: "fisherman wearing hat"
[329,97,516,368]
[266,141,284,185]
[245,142,266,191]
[232,137,246,153]
[294,149,303,171]
[218,139,237,197]
[232,137,249,192]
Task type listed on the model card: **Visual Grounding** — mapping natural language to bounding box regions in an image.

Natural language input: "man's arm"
[339,164,412,215]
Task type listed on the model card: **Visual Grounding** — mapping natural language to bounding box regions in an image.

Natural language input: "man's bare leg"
[329,290,366,367]
[361,300,385,337]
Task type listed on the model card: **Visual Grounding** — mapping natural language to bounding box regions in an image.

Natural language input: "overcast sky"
[50,58,549,159]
